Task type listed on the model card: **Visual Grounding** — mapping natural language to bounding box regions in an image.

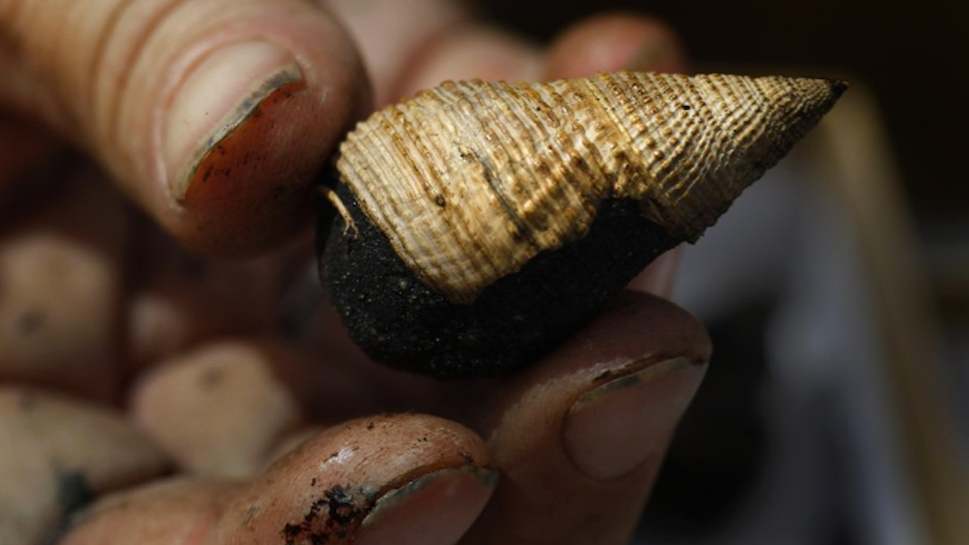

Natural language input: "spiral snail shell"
[317,71,845,378]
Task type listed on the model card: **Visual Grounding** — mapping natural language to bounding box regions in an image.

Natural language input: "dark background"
[478,0,969,222]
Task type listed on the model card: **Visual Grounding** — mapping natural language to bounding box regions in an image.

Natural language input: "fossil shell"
[318,71,845,378]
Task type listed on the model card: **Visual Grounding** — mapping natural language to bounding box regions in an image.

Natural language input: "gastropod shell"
[317,71,845,378]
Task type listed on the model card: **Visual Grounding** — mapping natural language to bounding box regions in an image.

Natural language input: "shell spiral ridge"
[335,71,845,303]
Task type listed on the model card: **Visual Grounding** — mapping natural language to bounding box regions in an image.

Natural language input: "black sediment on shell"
[318,182,677,378]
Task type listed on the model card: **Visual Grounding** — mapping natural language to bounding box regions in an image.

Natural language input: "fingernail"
[627,37,686,73]
[163,41,303,200]
[355,466,497,545]
[564,357,706,480]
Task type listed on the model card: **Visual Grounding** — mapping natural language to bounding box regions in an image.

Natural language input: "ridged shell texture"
[337,72,843,303]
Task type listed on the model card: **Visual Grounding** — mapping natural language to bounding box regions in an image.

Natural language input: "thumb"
[0,0,369,255]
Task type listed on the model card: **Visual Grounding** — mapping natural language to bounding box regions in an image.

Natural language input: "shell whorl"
[336,71,843,303]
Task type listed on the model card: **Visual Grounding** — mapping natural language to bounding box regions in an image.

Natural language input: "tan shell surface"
[336,71,842,303]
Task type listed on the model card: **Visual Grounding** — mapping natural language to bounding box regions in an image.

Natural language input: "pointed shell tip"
[829,78,849,98]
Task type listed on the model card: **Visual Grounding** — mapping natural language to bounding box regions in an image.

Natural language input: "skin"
[0,1,710,544]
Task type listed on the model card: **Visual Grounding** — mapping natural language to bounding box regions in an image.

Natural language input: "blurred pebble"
[0,169,128,402]
[0,387,170,545]
[131,336,399,479]
[132,338,314,479]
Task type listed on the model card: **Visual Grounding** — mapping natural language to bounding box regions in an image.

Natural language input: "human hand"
[0,1,708,544]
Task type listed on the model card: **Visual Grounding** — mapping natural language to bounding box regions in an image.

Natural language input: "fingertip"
[221,414,493,545]
[563,356,706,480]
[544,12,687,79]
[462,292,710,543]
[328,0,473,107]
[156,20,370,255]
[627,246,683,298]
[393,25,543,101]
[261,415,492,484]
[356,465,496,545]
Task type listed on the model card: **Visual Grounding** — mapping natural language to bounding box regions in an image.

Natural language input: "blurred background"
[474,1,969,543]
